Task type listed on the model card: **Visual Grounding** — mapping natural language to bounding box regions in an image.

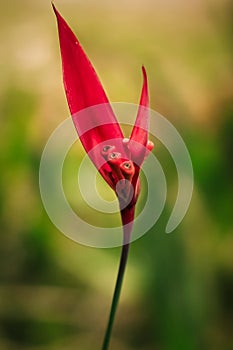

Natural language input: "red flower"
[53,4,153,229]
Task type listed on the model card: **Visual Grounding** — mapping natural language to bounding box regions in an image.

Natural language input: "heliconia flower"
[52,3,154,228]
[52,4,155,348]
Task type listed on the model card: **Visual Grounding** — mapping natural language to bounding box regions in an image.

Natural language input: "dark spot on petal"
[123,162,131,169]
[109,152,121,159]
[103,145,112,152]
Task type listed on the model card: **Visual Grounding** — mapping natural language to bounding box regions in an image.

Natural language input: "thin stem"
[101,242,130,350]
[101,206,134,350]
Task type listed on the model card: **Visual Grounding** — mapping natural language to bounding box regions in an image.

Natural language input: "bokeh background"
[0,0,232,349]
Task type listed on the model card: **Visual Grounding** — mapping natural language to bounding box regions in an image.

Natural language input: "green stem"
[101,242,130,350]
[101,207,134,350]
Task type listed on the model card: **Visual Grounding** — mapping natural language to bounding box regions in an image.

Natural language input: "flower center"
[101,144,136,203]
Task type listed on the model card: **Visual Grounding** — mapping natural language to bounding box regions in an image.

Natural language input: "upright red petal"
[53,4,125,185]
[129,66,150,166]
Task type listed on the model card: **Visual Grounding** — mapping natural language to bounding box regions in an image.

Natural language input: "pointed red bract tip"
[51,2,56,13]
[128,66,150,165]
[140,66,149,108]
[52,3,61,21]
[53,4,114,115]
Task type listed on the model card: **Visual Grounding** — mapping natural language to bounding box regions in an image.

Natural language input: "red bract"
[53,4,154,225]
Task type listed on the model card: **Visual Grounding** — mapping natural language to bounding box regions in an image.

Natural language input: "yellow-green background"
[0,0,232,349]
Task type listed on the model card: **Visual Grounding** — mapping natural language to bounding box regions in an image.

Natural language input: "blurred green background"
[0,0,232,349]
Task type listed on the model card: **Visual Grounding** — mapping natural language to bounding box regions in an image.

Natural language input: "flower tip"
[120,161,135,177]
[141,65,147,81]
[51,2,56,12]
[138,64,149,108]
[51,2,61,20]
[142,66,148,86]
[147,140,154,152]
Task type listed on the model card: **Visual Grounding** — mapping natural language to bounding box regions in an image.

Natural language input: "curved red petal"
[129,66,150,165]
[53,4,125,185]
